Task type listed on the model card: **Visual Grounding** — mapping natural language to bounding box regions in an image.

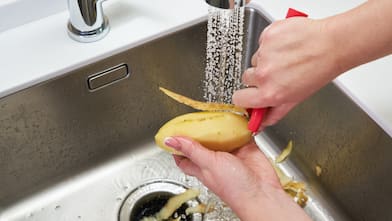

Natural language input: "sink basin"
[1,6,392,221]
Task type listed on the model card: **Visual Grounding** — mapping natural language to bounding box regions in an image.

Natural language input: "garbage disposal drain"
[119,180,202,221]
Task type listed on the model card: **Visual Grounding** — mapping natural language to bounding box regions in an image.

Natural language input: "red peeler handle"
[286,8,308,18]
[247,8,308,133]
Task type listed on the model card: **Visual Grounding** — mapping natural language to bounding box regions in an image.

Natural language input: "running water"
[203,5,245,103]
[198,5,245,220]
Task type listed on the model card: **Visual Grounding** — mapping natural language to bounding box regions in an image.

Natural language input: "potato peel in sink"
[275,140,293,163]
[155,87,252,154]
[141,188,213,221]
[273,140,309,208]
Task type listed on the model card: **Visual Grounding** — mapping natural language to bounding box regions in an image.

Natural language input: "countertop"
[0,0,391,136]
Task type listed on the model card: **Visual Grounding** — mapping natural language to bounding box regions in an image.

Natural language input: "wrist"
[231,184,310,221]
[320,17,356,77]
[323,18,364,77]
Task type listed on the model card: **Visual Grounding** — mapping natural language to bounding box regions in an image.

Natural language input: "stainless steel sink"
[1,6,392,221]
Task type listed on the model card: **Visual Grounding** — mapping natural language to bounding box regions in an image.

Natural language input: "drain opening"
[131,191,192,221]
[119,180,202,221]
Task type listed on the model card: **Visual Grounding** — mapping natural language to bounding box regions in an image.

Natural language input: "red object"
[247,8,308,133]
[248,108,266,133]
[286,8,308,18]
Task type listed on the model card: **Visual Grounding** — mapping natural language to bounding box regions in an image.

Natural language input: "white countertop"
[0,0,391,136]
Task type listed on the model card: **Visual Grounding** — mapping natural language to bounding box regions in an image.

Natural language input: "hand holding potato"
[164,137,312,221]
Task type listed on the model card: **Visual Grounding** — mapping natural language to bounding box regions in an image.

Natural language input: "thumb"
[164,136,214,169]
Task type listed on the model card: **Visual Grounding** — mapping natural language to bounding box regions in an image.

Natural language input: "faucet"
[67,0,250,43]
[205,0,249,9]
[67,0,109,43]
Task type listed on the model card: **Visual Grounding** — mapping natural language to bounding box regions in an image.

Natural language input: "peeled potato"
[155,111,251,153]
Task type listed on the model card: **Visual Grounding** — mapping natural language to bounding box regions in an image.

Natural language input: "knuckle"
[260,21,284,44]
[186,140,199,157]
[260,24,275,43]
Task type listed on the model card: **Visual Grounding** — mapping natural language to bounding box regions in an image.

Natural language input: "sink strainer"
[118,179,203,221]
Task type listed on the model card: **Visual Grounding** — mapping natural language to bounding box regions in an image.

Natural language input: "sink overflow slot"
[87,64,130,91]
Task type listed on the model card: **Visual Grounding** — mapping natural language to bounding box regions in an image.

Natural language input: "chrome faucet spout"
[205,0,250,9]
[67,0,251,43]
[67,0,109,43]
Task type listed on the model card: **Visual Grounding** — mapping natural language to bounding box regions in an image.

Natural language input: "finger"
[241,67,257,86]
[164,136,214,170]
[262,102,297,126]
[251,51,259,66]
[259,23,273,44]
[232,87,272,108]
[173,155,202,178]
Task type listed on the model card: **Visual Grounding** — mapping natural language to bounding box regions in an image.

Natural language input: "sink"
[1,6,392,221]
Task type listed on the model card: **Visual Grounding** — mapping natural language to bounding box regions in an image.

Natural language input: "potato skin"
[155,112,252,153]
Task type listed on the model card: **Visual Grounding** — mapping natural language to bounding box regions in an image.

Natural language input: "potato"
[155,87,252,153]
[155,111,252,153]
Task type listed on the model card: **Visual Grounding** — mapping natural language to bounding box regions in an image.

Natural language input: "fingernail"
[164,137,182,151]
[246,67,255,74]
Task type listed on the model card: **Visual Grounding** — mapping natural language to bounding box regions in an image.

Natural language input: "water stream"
[203,6,245,104]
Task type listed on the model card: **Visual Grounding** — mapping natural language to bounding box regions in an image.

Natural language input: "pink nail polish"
[164,137,182,150]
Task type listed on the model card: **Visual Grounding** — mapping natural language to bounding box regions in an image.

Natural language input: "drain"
[119,180,202,221]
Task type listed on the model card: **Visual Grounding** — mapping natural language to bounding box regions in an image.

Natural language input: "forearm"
[326,0,392,73]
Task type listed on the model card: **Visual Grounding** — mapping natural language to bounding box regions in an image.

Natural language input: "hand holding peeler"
[247,8,308,133]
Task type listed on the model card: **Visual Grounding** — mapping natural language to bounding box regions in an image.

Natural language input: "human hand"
[164,136,311,221]
[233,17,341,128]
